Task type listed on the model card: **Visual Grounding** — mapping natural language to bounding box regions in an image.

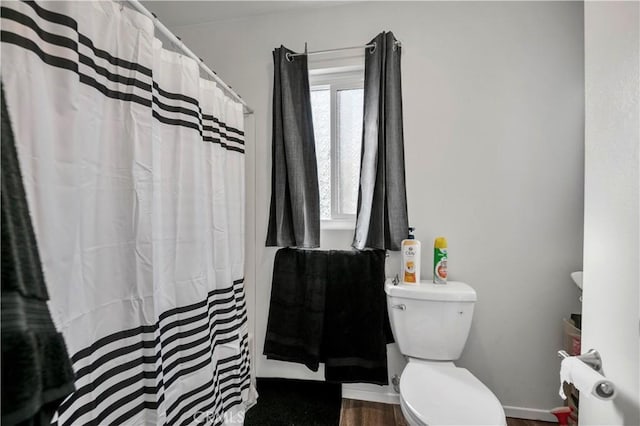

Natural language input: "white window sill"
[321,219,356,231]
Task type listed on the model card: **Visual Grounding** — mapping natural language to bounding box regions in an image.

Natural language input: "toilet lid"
[400,362,505,426]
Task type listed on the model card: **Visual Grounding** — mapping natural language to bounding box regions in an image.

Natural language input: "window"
[310,68,364,227]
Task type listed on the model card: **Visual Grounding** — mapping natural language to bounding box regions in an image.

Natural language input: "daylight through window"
[310,69,364,223]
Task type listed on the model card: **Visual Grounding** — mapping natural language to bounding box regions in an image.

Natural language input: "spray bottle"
[433,237,448,284]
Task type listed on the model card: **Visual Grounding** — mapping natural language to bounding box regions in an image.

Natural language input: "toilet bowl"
[385,281,506,426]
[399,360,506,426]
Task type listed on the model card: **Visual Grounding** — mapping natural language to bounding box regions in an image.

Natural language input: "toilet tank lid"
[385,280,477,302]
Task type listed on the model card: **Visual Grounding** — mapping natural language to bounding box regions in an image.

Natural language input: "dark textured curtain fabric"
[353,32,409,251]
[1,83,75,425]
[266,46,320,248]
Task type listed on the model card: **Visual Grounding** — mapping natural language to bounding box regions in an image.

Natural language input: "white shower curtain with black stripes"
[1,1,255,425]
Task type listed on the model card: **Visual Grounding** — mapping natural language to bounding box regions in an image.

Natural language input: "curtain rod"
[126,0,254,115]
[288,40,402,60]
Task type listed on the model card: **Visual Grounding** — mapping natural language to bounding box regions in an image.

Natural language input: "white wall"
[164,1,584,417]
[582,2,640,425]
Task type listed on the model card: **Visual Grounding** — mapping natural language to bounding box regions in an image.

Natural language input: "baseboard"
[503,406,556,422]
[341,385,400,405]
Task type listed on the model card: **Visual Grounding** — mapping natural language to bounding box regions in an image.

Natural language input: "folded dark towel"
[264,247,392,385]
[1,82,75,425]
[323,249,391,385]
[264,248,328,371]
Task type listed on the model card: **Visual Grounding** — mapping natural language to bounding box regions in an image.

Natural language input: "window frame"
[309,68,364,228]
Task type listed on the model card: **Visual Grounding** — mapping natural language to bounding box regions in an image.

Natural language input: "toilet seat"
[400,361,506,426]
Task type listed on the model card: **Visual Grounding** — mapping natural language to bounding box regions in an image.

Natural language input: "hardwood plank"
[393,403,408,426]
[340,399,397,426]
[506,417,557,426]
[340,399,557,426]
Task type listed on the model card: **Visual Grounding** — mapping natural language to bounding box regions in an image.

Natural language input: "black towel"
[323,249,391,385]
[1,83,76,425]
[264,248,328,372]
[264,248,392,384]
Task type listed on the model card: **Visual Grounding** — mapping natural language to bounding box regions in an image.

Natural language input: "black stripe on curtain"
[353,31,409,251]
[54,280,250,426]
[266,46,320,248]
[0,2,245,153]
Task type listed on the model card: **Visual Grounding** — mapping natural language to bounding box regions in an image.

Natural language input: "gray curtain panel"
[352,31,409,251]
[266,46,320,248]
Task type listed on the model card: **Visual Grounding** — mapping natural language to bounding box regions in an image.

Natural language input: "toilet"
[385,280,506,426]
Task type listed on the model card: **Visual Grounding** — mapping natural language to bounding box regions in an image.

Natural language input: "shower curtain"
[1,1,255,424]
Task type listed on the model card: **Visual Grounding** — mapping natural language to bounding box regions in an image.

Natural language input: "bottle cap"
[434,237,447,249]
[408,227,415,239]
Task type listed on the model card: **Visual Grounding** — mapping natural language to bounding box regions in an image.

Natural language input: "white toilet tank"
[385,280,477,361]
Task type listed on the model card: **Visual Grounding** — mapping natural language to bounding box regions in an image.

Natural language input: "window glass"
[336,88,363,215]
[310,89,331,220]
[309,69,364,223]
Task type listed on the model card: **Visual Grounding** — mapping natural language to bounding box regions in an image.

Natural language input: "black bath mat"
[244,378,341,426]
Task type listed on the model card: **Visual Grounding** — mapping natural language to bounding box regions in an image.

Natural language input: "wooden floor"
[339,399,557,426]
[340,399,407,426]
[505,418,557,426]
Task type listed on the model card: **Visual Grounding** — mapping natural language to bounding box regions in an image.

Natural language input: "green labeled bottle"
[433,237,448,284]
